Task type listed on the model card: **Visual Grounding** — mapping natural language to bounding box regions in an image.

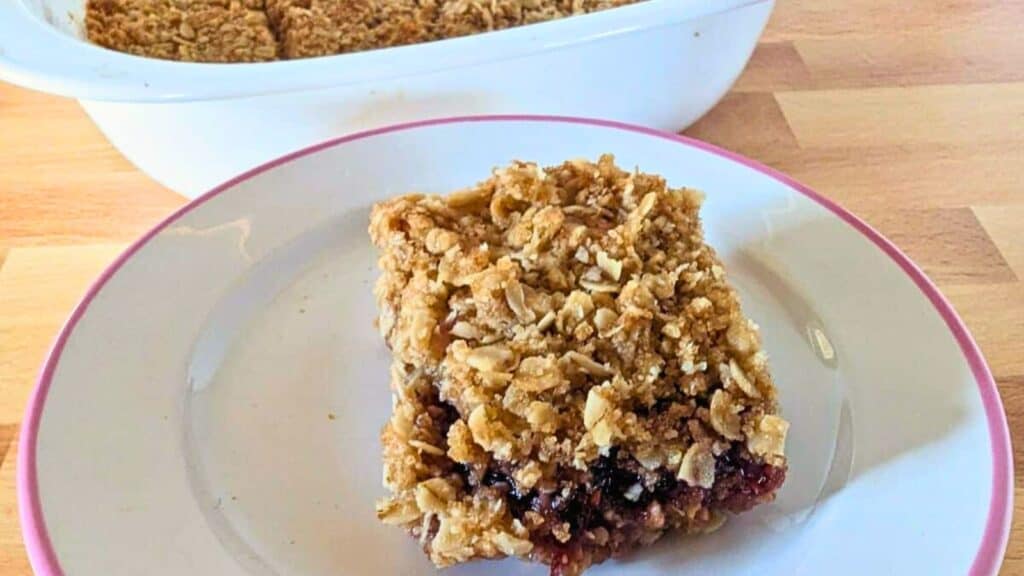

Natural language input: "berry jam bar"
[369,155,789,575]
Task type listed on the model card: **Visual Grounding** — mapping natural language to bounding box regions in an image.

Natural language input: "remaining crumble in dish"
[369,155,789,575]
[86,0,280,62]
[86,0,642,62]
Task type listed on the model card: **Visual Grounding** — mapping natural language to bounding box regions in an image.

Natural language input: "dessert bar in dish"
[369,155,789,575]
[85,0,642,62]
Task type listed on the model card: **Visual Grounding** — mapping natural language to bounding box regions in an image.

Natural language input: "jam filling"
[424,398,786,576]
[455,445,785,576]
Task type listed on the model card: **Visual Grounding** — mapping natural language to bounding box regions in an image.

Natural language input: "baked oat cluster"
[369,155,789,575]
[86,0,641,62]
[86,0,280,62]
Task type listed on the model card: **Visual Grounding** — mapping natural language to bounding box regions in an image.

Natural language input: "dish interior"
[16,0,650,53]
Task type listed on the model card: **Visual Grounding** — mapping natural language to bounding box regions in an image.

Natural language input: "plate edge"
[17,114,1013,576]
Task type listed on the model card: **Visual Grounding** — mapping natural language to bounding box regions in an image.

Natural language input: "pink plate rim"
[17,115,1013,576]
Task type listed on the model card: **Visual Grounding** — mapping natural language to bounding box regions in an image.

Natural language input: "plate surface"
[19,117,1011,576]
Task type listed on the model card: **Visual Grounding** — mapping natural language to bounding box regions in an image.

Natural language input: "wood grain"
[975,207,1024,275]
[0,433,30,575]
[776,83,1024,149]
[865,208,1016,285]
[0,244,128,423]
[1,0,1023,573]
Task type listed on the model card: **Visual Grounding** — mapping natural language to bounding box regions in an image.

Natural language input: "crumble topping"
[86,0,642,62]
[371,155,789,575]
[86,0,279,62]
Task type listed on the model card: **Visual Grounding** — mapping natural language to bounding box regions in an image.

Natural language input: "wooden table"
[1,1,1023,573]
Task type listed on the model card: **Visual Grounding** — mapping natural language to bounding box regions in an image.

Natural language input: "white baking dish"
[0,0,773,196]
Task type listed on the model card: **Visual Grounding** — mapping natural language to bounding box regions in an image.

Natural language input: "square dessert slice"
[370,155,788,575]
[86,0,278,62]
[267,0,435,58]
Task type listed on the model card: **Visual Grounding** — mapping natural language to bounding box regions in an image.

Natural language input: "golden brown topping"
[370,155,788,573]
[678,442,716,489]
[747,414,790,464]
[709,389,744,441]
[88,0,642,62]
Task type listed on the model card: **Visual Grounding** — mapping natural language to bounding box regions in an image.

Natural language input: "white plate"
[19,117,1012,576]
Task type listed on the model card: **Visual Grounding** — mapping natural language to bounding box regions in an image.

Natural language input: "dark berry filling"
[420,399,785,576]
[462,446,785,576]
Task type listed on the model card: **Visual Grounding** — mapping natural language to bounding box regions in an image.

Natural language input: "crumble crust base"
[371,155,789,575]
